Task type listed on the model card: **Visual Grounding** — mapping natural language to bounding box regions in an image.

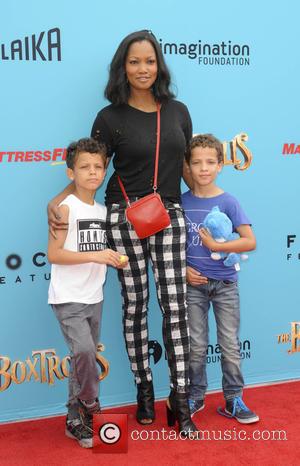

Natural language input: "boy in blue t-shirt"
[182,134,259,424]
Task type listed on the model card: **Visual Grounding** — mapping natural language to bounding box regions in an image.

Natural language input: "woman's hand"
[47,201,68,238]
[186,266,208,286]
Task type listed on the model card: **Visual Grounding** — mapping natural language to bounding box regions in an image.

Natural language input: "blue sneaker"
[223,397,259,424]
[188,399,205,417]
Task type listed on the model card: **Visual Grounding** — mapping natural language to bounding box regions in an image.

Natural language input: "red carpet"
[0,381,299,466]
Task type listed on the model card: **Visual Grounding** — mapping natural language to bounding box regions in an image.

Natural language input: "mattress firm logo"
[0,27,61,61]
[206,339,251,364]
[277,322,300,354]
[159,39,250,66]
[0,344,108,392]
[0,148,66,164]
[282,143,300,155]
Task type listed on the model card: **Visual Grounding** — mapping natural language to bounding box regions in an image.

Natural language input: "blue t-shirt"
[181,191,251,281]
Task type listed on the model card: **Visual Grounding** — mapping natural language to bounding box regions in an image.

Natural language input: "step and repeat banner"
[1,0,299,422]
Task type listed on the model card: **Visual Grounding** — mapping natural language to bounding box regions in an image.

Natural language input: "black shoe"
[224,397,259,424]
[136,380,155,425]
[166,390,199,438]
[188,398,205,417]
[65,417,93,448]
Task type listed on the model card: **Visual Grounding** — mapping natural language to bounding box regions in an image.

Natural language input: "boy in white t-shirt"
[48,137,128,448]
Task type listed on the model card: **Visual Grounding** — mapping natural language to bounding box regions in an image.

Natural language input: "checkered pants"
[106,200,190,392]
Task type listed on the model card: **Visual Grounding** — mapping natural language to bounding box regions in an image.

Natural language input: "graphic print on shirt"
[184,210,207,250]
[77,220,106,252]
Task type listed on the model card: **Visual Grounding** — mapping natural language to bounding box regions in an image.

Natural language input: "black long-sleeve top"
[91,99,192,204]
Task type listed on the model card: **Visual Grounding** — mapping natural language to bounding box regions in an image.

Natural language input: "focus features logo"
[0,251,50,286]
[0,28,61,61]
[286,235,300,262]
[277,323,300,354]
[160,38,250,66]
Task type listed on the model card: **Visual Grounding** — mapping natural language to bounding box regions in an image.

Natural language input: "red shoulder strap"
[118,102,161,203]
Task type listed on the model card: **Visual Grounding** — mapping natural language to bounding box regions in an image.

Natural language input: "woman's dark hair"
[105,30,174,106]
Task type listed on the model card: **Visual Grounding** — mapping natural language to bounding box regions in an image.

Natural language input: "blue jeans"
[187,280,244,401]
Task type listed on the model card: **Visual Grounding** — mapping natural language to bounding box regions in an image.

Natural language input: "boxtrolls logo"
[0,344,109,392]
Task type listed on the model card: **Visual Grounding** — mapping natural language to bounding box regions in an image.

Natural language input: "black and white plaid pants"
[106,200,190,392]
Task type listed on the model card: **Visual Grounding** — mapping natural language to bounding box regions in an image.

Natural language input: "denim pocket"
[221,280,237,287]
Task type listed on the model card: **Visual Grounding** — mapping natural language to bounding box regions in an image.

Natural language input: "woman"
[49,30,197,436]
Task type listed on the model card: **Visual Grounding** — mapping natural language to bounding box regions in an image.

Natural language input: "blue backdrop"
[1,0,300,422]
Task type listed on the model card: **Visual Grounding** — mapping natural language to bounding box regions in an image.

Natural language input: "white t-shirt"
[48,194,107,304]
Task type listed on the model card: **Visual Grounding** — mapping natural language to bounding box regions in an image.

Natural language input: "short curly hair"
[185,134,224,164]
[66,137,107,169]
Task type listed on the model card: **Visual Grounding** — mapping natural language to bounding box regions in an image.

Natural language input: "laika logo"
[159,38,250,66]
[0,27,61,61]
[282,143,300,155]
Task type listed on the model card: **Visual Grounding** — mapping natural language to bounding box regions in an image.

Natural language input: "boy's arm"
[48,205,125,268]
[199,224,256,253]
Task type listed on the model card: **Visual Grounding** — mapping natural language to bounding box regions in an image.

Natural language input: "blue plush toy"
[203,206,248,271]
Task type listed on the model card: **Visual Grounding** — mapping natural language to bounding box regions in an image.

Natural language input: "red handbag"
[117,104,171,239]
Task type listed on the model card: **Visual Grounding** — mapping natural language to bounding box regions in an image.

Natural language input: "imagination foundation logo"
[207,339,251,364]
[160,38,250,66]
